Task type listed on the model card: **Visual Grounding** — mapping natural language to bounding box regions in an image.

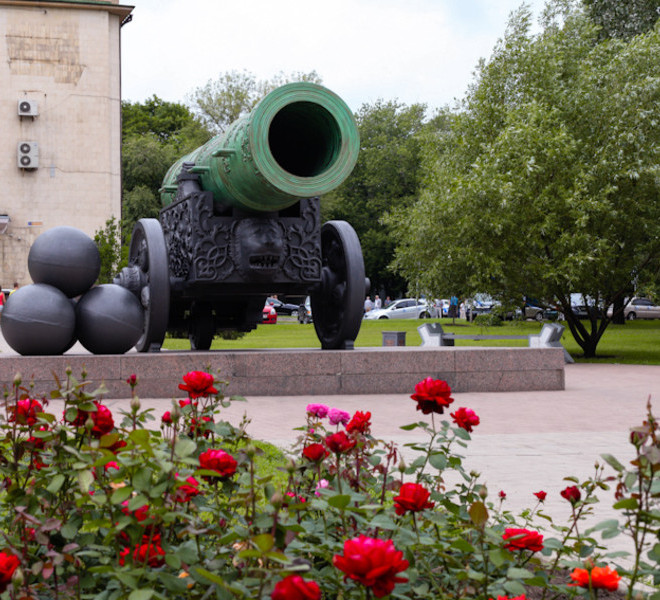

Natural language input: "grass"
[163,317,660,365]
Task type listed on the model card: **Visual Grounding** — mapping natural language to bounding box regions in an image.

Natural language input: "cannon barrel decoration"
[115,82,367,352]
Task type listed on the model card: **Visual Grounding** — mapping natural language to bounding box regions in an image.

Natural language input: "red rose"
[108,439,127,454]
[561,485,581,504]
[271,574,321,600]
[161,411,172,424]
[178,371,218,399]
[570,566,621,591]
[120,535,165,567]
[450,407,480,432]
[393,482,435,515]
[499,490,507,499]
[91,403,115,437]
[502,528,544,552]
[0,551,20,591]
[190,415,213,438]
[199,448,237,478]
[325,431,356,454]
[9,398,43,426]
[346,410,372,434]
[173,475,201,503]
[66,401,114,437]
[302,443,329,462]
[126,374,137,386]
[411,378,454,414]
[534,490,547,502]
[333,535,409,598]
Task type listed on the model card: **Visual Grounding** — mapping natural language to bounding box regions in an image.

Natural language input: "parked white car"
[364,298,431,320]
[607,297,660,320]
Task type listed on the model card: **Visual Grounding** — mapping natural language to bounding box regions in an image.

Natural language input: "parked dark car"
[265,297,299,317]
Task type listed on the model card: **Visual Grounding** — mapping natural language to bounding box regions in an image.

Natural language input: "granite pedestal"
[0,346,565,399]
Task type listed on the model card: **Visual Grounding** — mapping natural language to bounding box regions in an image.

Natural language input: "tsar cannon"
[115,82,366,352]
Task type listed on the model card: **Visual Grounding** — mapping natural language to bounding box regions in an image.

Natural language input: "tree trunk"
[611,297,625,325]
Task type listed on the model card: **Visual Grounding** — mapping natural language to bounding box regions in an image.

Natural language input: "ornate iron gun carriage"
[115,83,366,352]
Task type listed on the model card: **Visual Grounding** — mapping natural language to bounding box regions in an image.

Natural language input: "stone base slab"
[0,346,565,399]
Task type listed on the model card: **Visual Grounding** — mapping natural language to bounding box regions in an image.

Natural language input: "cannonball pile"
[1,226,144,355]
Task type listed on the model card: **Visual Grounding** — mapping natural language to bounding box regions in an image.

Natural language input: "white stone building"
[0,0,133,288]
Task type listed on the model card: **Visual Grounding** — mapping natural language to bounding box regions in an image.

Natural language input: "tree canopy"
[388,0,660,357]
[121,98,211,239]
[324,100,444,299]
[188,69,322,134]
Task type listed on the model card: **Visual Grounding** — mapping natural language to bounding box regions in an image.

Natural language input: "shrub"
[0,370,656,599]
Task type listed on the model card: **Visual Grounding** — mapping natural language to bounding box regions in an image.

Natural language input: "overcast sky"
[120,0,546,113]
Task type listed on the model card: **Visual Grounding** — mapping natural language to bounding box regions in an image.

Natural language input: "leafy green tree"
[122,95,208,142]
[121,98,212,240]
[188,69,322,133]
[325,100,442,299]
[93,217,126,283]
[388,1,660,357]
[583,0,659,39]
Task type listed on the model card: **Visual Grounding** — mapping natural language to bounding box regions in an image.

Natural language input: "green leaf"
[251,534,274,553]
[613,498,639,510]
[47,474,65,494]
[175,438,197,458]
[128,494,148,511]
[504,580,527,596]
[327,494,351,509]
[451,539,476,553]
[600,453,625,472]
[110,486,133,504]
[194,567,226,586]
[469,501,488,527]
[507,567,534,579]
[489,548,510,568]
[78,470,95,493]
[429,452,448,470]
[128,590,154,600]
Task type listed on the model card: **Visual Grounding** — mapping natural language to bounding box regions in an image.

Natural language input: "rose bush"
[0,369,655,600]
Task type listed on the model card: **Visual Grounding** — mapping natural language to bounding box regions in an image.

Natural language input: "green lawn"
[163,317,660,365]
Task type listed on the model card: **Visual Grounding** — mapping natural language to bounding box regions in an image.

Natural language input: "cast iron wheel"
[128,219,170,352]
[311,221,366,349]
[189,302,214,350]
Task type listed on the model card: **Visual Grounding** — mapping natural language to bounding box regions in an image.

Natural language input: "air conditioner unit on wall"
[17,99,38,117]
[17,142,39,170]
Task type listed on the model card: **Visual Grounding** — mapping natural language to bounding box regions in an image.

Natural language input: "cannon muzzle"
[161,82,359,213]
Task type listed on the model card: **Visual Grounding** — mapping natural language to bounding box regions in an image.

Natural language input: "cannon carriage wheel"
[128,219,170,352]
[311,221,366,350]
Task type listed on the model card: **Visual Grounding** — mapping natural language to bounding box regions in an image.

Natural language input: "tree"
[121,98,212,240]
[94,217,126,284]
[122,95,209,143]
[324,100,442,299]
[388,1,660,357]
[583,0,659,39]
[188,69,322,133]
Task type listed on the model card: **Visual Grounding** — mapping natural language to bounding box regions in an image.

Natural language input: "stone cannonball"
[75,284,144,354]
[1,284,76,355]
[28,226,101,298]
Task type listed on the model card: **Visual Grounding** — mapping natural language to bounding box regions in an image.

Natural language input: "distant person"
[450,295,459,318]
[364,296,373,313]
[9,282,18,296]
[384,296,392,307]
[374,295,382,310]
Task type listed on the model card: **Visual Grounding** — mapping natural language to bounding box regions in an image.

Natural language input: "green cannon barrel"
[160,82,360,212]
